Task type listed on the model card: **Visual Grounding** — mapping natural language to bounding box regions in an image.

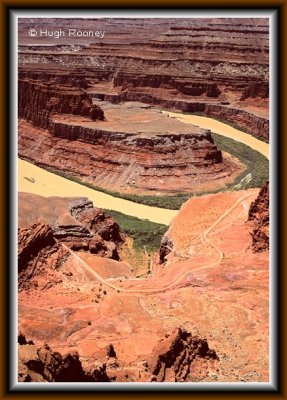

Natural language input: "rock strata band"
[17,16,270,384]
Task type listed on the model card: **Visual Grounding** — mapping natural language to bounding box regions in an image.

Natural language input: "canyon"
[18,17,268,197]
[19,17,269,141]
[18,83,243,196]
[18,185,269,382]
[17,17,270,384]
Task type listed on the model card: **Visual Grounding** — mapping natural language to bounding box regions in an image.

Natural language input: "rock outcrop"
[53,199,122,260]
[149,328,218,382]
[240,82,269,101]
[18,201,124,290]
[18,190,269,383]
[18,18,268,197]
[159,235,174,264]
[52,213,93,251]
[18,223,57,272]
[18,78,104,130]
[18,116,241,196]
[18,17,269,142]
[18,223,66,290]
[18,330,217,383]
[204,104,269,142]
[248,181,269,252]
[18,334,110,382]
[70,198,122,243]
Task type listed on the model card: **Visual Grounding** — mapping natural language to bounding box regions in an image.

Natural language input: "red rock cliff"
[18,223,66,290]
[18,18,269,143]
[149,328,218,382]
[18,78,105,129]
[248,181,269,252]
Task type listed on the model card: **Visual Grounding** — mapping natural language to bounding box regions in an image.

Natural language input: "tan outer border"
[0,1,285,398]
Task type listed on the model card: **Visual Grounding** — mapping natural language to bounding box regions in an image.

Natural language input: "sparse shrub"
[104,210,168,252]
[211,132,269,190]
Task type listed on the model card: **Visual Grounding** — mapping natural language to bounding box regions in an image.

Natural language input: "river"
[162,112,269,160]
[18,112,269,225]
[18,159,178,225]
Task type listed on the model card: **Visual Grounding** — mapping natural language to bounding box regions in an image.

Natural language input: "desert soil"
[18,188,269,382]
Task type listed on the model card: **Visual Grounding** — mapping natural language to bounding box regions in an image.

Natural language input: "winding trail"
[61,190,257,294]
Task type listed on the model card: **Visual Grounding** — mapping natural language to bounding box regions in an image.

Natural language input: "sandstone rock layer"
[18,17,269,141]
[248,181,269,252]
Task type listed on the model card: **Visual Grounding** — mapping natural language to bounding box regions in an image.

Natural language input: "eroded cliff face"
[18,111,242,196]
[18,62,243,196]
[149,328,218,382]
[70,198,122,244]
[18,202,124,290]
[159,236,174,264]
[18,223,66,291]
[18,78,104,129]
[53,198,122,260]
[248,181,269,252]
[18,17,268,196]
[18,191,269,383]
[91,90,269,141]
[113,73,222,98]
[18,329,218,382]
[204,104,269,142]
[18,334,111,382]
[18,18,269,142]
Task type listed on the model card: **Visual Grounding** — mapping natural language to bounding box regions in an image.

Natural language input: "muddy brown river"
[18,113,269,225]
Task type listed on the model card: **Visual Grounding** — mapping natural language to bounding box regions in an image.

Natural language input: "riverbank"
[163,111,269,160]
[18,159,178,226]
[18,110,269,222]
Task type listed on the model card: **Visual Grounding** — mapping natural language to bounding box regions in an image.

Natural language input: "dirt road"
[62,190,257,294]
